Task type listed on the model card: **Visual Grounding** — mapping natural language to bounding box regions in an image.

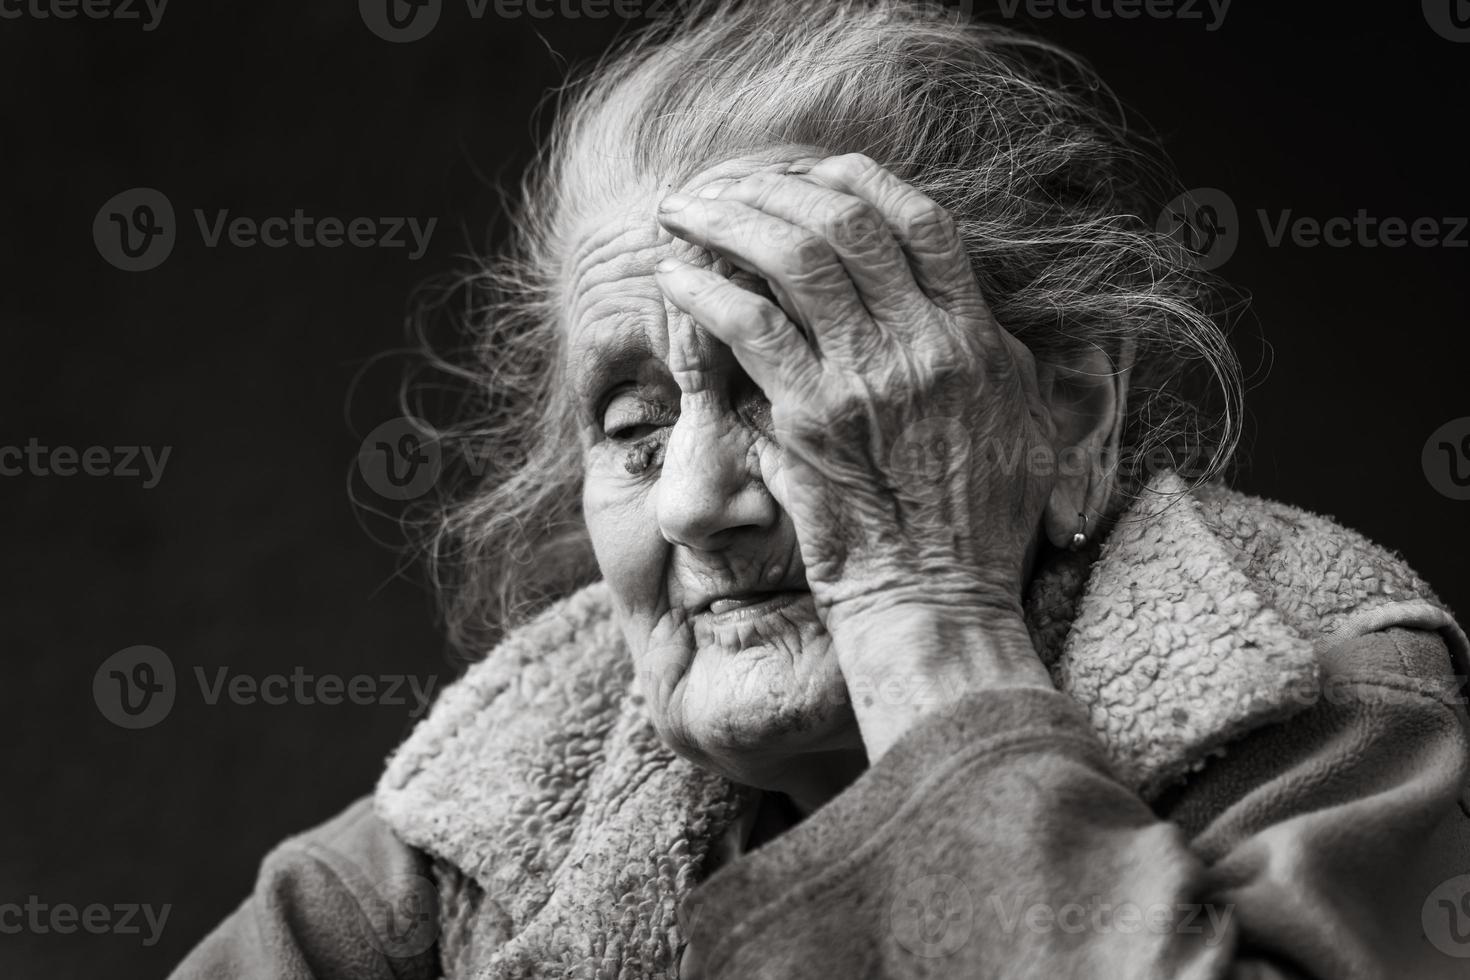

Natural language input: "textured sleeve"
[167,797,440,980]
[679,628,1470,980]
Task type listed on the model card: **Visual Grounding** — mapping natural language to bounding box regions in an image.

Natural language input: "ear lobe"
[1038,340,1133,549]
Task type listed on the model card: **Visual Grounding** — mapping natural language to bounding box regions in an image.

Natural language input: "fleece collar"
[1031,478,1322,797]
[374,472,1465,977]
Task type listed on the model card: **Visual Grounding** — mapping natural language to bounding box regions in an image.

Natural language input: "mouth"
[699,589,808,625]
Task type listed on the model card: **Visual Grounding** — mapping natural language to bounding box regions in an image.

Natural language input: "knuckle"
[752,298,788,333]
[785,233,839,280]
[830,382,882,423]
[773,399,821,437]
[899,194,959,248]
[742,300,791,351]
[826,152,880,182]
[744,172,782,208]
[826,198,885,253]
[699,203,732,241]
[921,344,972,385]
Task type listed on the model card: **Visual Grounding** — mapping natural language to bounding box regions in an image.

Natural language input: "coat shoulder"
[169,797,438,980]
[1188,481,1465,660]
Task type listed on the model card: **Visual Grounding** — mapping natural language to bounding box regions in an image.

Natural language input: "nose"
[656,401,777,550]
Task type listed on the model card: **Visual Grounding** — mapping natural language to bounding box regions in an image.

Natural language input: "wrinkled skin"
[570,150,1123,810]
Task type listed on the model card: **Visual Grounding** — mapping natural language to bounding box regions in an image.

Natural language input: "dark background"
[2,2,1466,977]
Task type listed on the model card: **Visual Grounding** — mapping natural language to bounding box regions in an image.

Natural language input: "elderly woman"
[173,2,1469,977]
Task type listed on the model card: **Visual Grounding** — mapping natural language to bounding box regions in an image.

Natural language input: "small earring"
[1070,512,1089,551]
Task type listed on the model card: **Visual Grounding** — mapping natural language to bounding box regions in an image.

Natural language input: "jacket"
[168,473,1470,979]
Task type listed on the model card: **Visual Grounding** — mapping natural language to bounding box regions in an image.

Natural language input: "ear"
[1035,339,1133,549]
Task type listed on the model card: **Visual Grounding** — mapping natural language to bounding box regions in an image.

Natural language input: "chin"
[628,594,858,775]
[654,635,857,778]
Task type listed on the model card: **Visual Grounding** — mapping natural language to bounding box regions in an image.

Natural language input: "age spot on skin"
[623,436,666,475]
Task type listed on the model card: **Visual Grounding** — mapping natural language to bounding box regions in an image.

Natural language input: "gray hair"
[406,0,1243,657]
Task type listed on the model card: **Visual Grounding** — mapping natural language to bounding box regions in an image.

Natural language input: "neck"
[767,745,869,817]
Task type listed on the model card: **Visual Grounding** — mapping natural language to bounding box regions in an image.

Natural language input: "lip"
[699,589,807,625]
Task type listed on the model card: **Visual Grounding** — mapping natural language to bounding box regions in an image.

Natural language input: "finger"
[663,305,721,408]
[752,431,800,525]
[807,153,985,316]
[699,171,921,314]
[685,154,824,199]
[653,257,822,408]
[657,194,870,354]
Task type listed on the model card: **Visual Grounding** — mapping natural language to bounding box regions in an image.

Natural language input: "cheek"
[582,465,665,642]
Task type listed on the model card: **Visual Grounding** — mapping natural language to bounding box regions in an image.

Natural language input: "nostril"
[656,411,780,549]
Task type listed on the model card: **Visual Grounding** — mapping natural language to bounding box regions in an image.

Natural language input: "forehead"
[561,148,826,383]
[561,201,694,397]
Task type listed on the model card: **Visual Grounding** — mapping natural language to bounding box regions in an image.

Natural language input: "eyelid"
[600,386,678,437]
[601,389,644,432]
[593,381,635,425]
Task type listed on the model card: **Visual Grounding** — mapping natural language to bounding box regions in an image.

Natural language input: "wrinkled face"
[567,154,862,787]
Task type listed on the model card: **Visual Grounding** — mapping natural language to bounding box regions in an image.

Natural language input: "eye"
[600,388,677,441]
[609,421,662,441]
[734,381,773,436]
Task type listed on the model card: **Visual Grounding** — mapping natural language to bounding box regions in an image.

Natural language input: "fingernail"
[660,192,695,213]
[655,257,681,274]
[696,182,726,199]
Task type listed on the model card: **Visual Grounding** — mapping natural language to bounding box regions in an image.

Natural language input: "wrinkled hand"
[654,153,1056,634]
